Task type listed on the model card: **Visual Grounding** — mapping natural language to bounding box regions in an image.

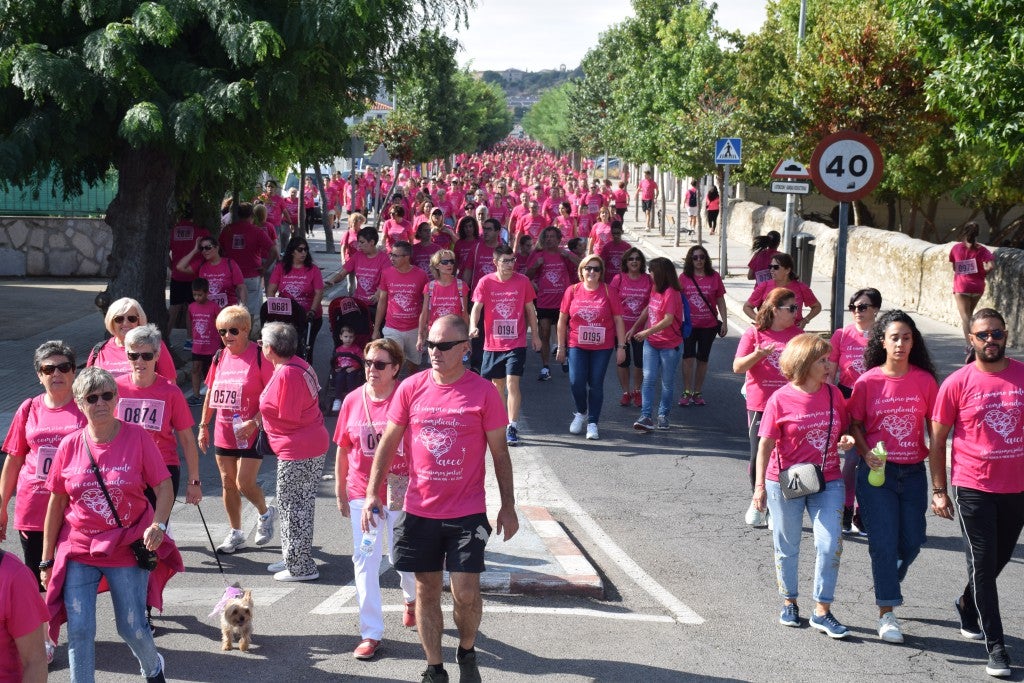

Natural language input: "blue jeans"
[765,479,845,604]
[856,461,928,606]
[640,342,682,419]
[64,560,161,682]
[567,346,614,423]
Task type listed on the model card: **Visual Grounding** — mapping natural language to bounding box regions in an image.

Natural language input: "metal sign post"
[715,138,742,276]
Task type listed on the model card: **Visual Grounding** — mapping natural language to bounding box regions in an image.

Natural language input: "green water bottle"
[868,441,888,487]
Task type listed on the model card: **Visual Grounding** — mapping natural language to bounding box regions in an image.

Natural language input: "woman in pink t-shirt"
[86,297,177,382]
[586,205,614,255]
[848,310,938,644]
[611,248,652,408]
[417,249,469,354]
[0,550,49,681]
[747,230,781,282]
[556,255,627,441]
[678,244,728,408]
[744,252,821,328]
[949,222,994,350]
[333,338,416,659]
[267,236,325,361]
[176,237,246,308]
[752,333,852,637]
[628,257,684,432]
[259,322,329,582]
[733,286,803,526]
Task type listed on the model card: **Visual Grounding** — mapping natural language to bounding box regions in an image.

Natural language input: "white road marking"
[328,604,675,623]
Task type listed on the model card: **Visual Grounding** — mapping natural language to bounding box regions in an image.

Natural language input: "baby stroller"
[326,296,372,413]
[260,297,310,361]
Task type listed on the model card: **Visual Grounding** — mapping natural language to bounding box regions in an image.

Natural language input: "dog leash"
[195,502,228,579]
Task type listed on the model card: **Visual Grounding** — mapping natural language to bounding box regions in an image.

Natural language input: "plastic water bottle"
[868,441,888,487]
[232,413,250,450]
[359,508,381,556]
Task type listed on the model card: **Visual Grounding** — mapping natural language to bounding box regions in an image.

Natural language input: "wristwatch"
[190,480,201,486]
[154,522,168,532]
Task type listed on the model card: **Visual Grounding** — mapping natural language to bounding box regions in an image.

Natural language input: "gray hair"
[104,297,147,336]
[73,366,117,403]
[124,324,162,357]
[34,340,76,373]
[261,322,297,358]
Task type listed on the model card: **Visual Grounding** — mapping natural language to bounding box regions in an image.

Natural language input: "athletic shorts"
[382,326,422,366]
[641,199,654,213]
[536,307,560,323]
[617,338,644,369]
[481,347,526,379]
[191,353,213,375]
[170,279,194,306]
[392,511,492,573]
[216,446,262,460]
[687,206,699,217]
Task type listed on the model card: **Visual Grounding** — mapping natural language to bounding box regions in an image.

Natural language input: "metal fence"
[0,174,117,216]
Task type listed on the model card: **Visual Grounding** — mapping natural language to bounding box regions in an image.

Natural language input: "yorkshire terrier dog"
[220,588,254,651]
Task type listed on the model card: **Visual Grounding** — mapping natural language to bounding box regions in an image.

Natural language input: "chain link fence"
[0,174,117,216]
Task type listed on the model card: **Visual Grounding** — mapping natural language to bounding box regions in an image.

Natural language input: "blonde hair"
[216,305,251,332]
[578,254,605,281]
[779,333,832,385]
[104,297,146,336]
[349,212,366,229]
[429,249,456,279]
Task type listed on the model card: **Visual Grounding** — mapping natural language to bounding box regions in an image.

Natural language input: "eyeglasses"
[199,244,215,251]
[364,359,396,370]
[218,327,241,336]
[113,315,139,324]
[497,258,515,265]
[627,256,642,262]
[126,351,155,361]
[583,266,603,273]
[294,246,308,253]
[426,339,468,352]
[85,391,115,404]
[770,264,783,270]
[973,330,1006,342]
[439,259,456,266]
[848,303,873,313]
[40,362,74,375]
[776,304,799,313]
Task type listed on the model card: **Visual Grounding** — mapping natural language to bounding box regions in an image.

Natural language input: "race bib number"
[266,297,292,316]
[359,424,382,457]
[579,325,606,346]
[209,381,243,411]
[954,259,978,275]
[231,234,245,250]
[117,398,165,431]
[210,292,228,308]
[493,319,518,340]
[755,269,772,284]
[174,226,193,241]
[35,446,57,481]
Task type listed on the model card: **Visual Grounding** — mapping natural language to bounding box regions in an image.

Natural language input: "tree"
[0,1,468,330]
[522,82,577,152]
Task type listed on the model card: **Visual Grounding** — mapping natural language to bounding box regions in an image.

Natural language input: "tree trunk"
[105,145,177,335]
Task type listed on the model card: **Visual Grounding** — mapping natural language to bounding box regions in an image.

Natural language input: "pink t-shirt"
[527,250,575,309]
[646,288,683,350]
[611,273,652,329]
[412,241,443,276]
[747,279,819,322]
[342,250,391,307]
[387,370,507,519]
[188,300,222,356]
[197,257,244,307]
[560,284,623,350]
[46,423,170,567]
[90,338,176,382]
[829,323,870,388]
[380,267,429,332]
[932,359,1024,493]
[613,189,629,209]
[467,242,497,290]
[735,326,803,411]
[333,344,363,371]
[849,366,937,465]
[382,218,413,250]
[115,375,194,467]
[748,249,778,284]
[590,222,612,250]
[759,383,849,482]
[0,553,50,683]
[639,178,658,201]
[1,396,85,531]
[168,221,210,282]
[949,242,993,294]
[424,279,468,325]
[597,240,632,283]
[454,239,477,278]
[554,216,576,245]
[340,229,360,262]
[204,343,274,449]
[679,272,725,329]
[515,214,546,243]
[218,221,273,278]
[333,386,411,501]
[269,263,324,318]
[259,358,329,461]
[472,272,537,351]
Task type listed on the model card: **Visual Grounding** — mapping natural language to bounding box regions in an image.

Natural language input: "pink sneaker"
[691,392,706,406]
[620,392,631,406]
[678,391,692,407]
[403,602,416,627]
[632,390,642,407]
[353,638,381,660]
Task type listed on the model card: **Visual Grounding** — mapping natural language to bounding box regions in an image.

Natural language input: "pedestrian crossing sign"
[715,138,742,165]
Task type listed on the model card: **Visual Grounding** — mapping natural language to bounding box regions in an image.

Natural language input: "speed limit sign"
[809,130,883,202]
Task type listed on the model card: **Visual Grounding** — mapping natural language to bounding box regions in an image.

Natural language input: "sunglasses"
[364,359,396,370]
[627,256,642,262]
[199,244,215,251]
[439,259,456,266]
[295,246,308,253]
[218,327,241,337]
[426,339,468,352]
[692,254,707,261]
[770,264,783,270]
[776,304,799,313]
[126,351,155,361]
[583,266,603,273]
[85,391,115,404]
[848,303,873,313]
[973,330,1006,342]
[113,315,139,324]
[40,362,74,375]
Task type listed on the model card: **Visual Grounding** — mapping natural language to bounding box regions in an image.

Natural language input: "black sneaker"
[955,597,984,640]
[457,649,482,683]
[986,644,1011,677]
[421,665,449,683]
[842,506,854,534]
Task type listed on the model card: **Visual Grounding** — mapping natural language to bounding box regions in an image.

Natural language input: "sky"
[457,0,771,72]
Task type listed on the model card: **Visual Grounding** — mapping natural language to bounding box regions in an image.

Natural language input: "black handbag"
[778,385,834,500]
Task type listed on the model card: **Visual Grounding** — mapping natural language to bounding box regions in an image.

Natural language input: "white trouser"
[348,498,416,639]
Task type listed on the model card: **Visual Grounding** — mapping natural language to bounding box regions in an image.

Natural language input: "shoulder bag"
[686,274,722,335]
[778,385,834,500]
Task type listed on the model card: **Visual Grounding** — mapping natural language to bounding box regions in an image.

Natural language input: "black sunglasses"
[85,391,115,404]
[439,259,456,266]
[294,246,308,253]
[691,254,707,261]
[113,315,139,324]
[973,330,1006,342]
[583,266,603,273]
[776,304,798,313]
[40,362,74,375]
[364,359,396,370]
[126,351,155,361]
[199,244,215,251]
[218,328,241,336]
[770,264,783,270]
[848,303,873,313]
[426,339,468,352]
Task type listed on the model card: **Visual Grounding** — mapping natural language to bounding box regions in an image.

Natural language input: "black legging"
[747,410,764,491]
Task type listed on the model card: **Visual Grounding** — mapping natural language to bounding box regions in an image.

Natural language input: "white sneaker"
[569,412,586,434]
[744,502,766,527]
[45,640,56,665]
[586,423,599,440]
[255,506,276,546]
[267,560,287,572]
[274,568,320,582]
[216,529,246,554]
[878,612,904,643]
[331,398,342,412]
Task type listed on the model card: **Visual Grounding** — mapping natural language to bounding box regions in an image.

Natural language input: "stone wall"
[728,201,1024,345]
[0,216,111,277]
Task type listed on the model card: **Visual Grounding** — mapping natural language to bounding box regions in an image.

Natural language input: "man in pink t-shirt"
[360,315,518,683]
[373,241,429,375]
[929,309,1024,674]
[219,202,278,329]
[635,169,658,230]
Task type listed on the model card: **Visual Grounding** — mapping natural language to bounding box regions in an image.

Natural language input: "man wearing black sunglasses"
[929,308,1024,678]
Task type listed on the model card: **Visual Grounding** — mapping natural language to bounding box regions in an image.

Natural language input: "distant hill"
[475,67,583,120]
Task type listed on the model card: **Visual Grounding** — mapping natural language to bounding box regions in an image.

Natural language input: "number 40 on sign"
[809,130,883,202]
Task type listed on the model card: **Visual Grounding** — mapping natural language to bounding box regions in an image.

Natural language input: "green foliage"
[521,82,577,152]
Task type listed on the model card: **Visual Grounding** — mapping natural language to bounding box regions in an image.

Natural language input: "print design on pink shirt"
[983,408,1019,438]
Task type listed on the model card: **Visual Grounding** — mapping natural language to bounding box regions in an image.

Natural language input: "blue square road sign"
[715,138,742,165]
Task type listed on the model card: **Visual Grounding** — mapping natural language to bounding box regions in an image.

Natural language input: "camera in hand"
[130,539,158,571]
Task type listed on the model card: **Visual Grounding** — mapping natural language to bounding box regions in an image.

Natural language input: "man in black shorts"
[362,316,519,683]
